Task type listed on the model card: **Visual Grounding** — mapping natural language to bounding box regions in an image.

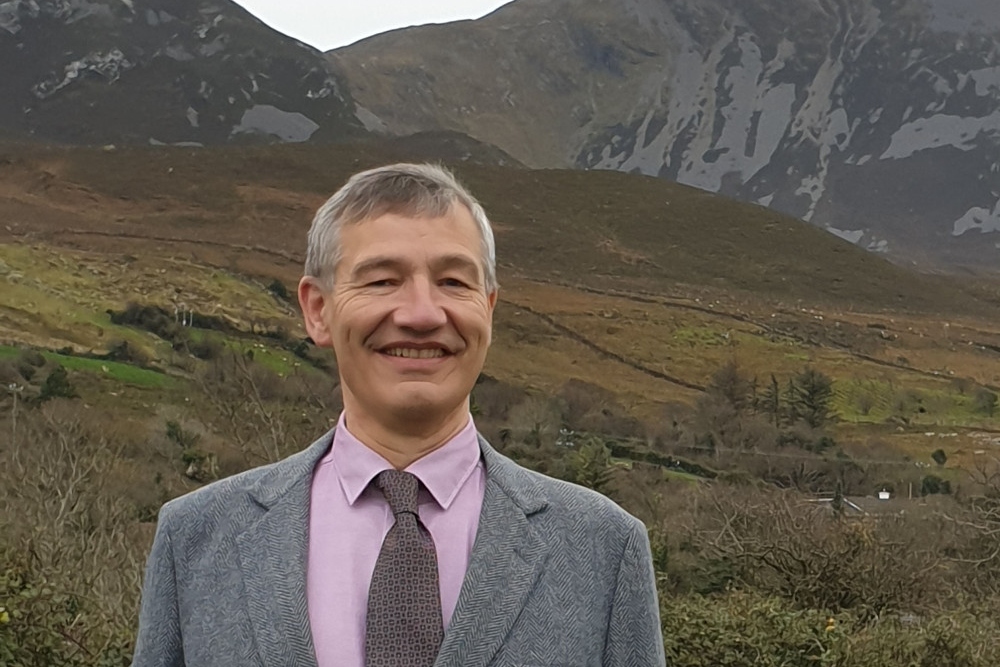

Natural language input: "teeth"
[385,348,445,359]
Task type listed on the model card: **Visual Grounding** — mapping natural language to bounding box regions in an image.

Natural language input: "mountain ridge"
[331,0,1000,271]
[0,0,367,145]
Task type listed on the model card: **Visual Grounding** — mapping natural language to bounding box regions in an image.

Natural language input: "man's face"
[301,205,497,430]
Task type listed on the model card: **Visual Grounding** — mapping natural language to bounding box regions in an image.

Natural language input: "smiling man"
[132,164,665,667]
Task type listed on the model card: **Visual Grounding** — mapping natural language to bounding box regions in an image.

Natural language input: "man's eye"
[366,279,394,287]
[441,278,470,288]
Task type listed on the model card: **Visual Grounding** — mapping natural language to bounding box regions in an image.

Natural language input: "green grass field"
[0,344,173,388]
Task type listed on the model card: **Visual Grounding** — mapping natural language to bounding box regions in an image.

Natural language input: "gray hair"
[304,163,497,292]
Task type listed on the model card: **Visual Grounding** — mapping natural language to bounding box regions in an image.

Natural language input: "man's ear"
[485,288,498,345]
[298,276,333,348]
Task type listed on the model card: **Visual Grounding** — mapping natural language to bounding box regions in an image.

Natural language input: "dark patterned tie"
[365,470,444,667]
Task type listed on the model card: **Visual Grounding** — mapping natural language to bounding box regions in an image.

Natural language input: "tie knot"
[374,469,420,516]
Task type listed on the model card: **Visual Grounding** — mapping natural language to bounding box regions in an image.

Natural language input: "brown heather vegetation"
[2,351,1000,665]
[3,141,1000,664]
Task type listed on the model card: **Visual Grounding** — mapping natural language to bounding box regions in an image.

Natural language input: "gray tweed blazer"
[132,431,665,667]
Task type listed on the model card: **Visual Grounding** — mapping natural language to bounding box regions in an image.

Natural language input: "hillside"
[331,0,1000,270]
[2,140,996,312]
[3,140,1000,665]
[3,139,1000,419]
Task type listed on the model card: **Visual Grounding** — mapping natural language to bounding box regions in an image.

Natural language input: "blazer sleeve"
[131,508,185,667]
[603,519,667,667]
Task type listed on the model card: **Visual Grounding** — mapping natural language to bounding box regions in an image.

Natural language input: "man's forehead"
[345,200,473,228]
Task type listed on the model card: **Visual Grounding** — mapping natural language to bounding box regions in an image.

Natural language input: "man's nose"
[393,277,448,330]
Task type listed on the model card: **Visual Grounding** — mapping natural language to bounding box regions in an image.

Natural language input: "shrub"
[661,592,834,667]
[181,448,218,482]
[38,366,77,402]
[165,420,201,449]
[104,339,151,366]
[921,474,952,496]
[660,591,1000,667]
[0,360,24,385]
[266,279,290,301]
[693,488,945,619]
[0,404,143,665]
[188,337,223,361]
[14,349,45,381]
[973,388,997,417]
[0,548,133,667]
[109,303,182,344]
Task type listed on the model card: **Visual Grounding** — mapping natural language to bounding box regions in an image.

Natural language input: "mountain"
[0,0,367,145]
[330,0,1000,271]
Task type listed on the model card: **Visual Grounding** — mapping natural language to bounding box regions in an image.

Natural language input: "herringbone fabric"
[131,430,666,667]
[365,470,443,667]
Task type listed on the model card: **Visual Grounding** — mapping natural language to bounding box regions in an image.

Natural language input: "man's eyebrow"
[431,254,482,276]
[350,256,408,278]
[348,254,483,281]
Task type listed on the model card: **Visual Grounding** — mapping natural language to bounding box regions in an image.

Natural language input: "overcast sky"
[231,1,514,51]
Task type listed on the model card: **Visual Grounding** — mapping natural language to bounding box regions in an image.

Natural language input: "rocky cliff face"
[332,0,1000,270]
[0,0,366,145]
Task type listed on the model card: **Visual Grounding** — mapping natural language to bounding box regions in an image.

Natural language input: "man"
[132,163,665,667]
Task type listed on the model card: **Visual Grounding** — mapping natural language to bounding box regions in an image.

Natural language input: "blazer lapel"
[434,439,550,667]
[235,433,333,667]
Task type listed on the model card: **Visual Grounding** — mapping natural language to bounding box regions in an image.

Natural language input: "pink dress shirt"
[306,414,486,667]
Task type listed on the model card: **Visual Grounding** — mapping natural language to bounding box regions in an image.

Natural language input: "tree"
[932,448,948,467]
[708,360,754,413]
[567,438,616,497]
[787,368,835,428]
[755,375,782,425]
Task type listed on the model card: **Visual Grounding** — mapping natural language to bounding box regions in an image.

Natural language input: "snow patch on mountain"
[145,8,174,26]
[594,4,885,224]
[881,111,1000,159]
[954,200,1000,235]
[162,44,195,61]
[593,27,800,192]
[33,49,133,99]
[355,106,387,132]
[0,1,21,34]
[232,105,319,142]
[827,226,866,244]
[1,0,117,32]
[675,32,798,192]
[972,66,1000,96]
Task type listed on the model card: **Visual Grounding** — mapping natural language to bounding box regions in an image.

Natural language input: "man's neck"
[342,406,470,469]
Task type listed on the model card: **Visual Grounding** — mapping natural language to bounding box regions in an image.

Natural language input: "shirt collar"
[325,412,482,511]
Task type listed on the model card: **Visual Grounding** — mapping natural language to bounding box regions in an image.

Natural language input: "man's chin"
[384,389,468,424]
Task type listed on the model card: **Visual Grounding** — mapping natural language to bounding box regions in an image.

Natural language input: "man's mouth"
[381,347,447,359]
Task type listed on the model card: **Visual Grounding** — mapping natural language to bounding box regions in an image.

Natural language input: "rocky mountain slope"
[0,0,367,145]
[331,0,1000,270]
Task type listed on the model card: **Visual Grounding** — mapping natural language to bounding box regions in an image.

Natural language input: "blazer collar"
[246,429,335,509]
[235,429,334,667]
[476,434,548,515]
[434,436,552,667]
